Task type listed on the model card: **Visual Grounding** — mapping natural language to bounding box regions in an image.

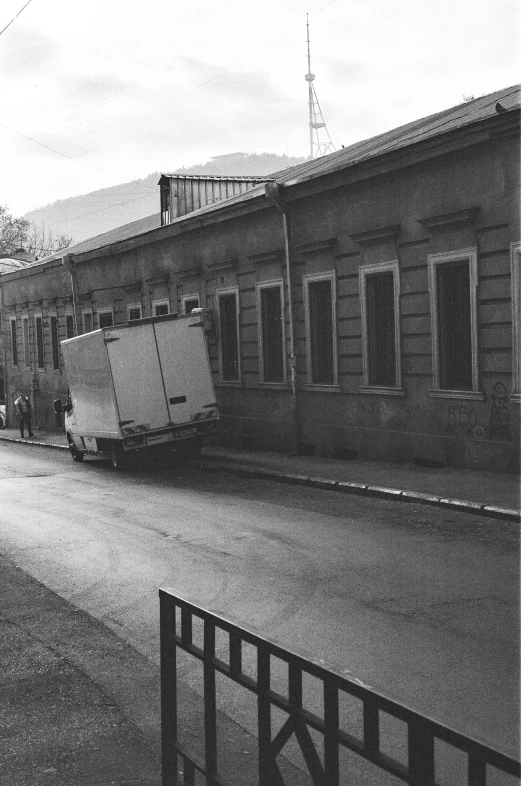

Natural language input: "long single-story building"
[1,85,519,472]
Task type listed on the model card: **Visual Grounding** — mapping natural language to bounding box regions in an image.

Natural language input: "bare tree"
[0,205,73,258]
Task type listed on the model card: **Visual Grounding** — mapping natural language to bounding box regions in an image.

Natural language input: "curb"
[1,434,518,523]
[201,459,520,523]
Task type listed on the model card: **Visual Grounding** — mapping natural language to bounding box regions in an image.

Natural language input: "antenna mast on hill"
[305,14,335,159]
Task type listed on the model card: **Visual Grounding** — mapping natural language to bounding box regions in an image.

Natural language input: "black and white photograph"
[0,0,519,784]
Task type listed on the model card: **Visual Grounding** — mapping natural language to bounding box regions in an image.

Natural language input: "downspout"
[0,280,8,424]
[264,181,300,453]
[62,253,80,335]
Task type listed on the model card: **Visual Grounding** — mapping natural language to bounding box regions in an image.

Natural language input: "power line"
[0,0,34,38]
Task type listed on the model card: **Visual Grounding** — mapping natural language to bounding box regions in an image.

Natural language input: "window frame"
[359,259,403,395]
[152,298,170,317]
[256,279,286,385]
[181,294,200,315]
[217,287,241,384]
[82,309,93,335]
[22,316,31,369]
[10,317,18,367]
[303,271,339,389]
[97,309,114,329]
[50,314,60,371]
[511,241,521,403]
[65,313,75,339]
[127,303,142,321]
[427,247,481,400]
[35,314,44,370]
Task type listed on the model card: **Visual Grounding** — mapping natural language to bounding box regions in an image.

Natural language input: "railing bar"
[204,620,218,779]
[180,607,192,647]
[229,631,242,677]
[324,681,340,786]
[363,696,380,756]
[160,592,178,786]
[408,719,435,786]
[289,660,303,708]
[294,719,326,786]
[184,756,196,786]
[468,749,487,786]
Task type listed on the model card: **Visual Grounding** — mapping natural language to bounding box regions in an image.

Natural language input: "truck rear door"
[153,315,215,427]
[105,323,170,433]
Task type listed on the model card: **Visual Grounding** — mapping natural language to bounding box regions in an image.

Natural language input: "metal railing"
[160,589,520,786]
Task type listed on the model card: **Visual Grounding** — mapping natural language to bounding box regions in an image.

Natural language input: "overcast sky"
[1,0,519,216]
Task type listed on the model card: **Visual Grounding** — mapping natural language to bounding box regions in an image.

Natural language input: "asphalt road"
[0,441,518,767]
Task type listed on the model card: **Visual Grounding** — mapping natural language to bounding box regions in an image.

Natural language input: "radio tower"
[305,14,335,159]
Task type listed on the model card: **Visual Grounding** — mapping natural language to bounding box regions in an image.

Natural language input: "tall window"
[428,248,479,395]
[360,261,401,389]
[10,318,18,366]
[304,274,337,386]
[35,316,44,369]
[50,316,60,370]
[258,283,284,383]
[511,242,521,402]
[82,310,93,334]
[66,314,75,339]
[23,317,30,368]
[98,310,114,328]
[219,290,240,381]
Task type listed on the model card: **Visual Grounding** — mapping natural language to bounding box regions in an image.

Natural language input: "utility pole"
[305,14,335,159]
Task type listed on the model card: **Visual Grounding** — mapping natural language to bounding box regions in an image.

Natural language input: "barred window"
[10,318,18,366]
[23,317,30,368]
[35,316,44,369]
[259,284,284,383]
[82,311,93,334]
[219,291,239,381]
[437,261,472,390]
[98,310,114,328]
[128,304,142,321]
[50,316,60,370]
[182,296,200,315]
[152,300,169,316]
[66,314,75,339]
[305,276,336,385]
[428,248,478,395]
[365,270,397,386]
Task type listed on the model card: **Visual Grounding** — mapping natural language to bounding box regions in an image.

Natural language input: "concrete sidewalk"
[1,426,519,520]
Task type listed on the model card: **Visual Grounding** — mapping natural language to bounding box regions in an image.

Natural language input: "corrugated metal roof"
[27,84,520,268]
[276,84,520,185]
[159,173,272,182]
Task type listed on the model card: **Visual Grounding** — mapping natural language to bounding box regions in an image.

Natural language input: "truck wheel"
[110,444,127,470]
[68,437,84,462]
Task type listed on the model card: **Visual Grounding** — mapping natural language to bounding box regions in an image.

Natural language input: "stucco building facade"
[1,86,519,473]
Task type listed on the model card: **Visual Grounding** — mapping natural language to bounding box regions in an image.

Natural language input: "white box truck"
[54,311,218,468]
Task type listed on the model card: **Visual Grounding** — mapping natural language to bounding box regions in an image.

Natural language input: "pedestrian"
[14,393,33,438]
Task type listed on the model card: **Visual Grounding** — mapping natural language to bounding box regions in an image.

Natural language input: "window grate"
[308,279,334,384]
[437,261,472,390]
[260,286,284,382]
[366,271,396,386]
[219,293,239,381]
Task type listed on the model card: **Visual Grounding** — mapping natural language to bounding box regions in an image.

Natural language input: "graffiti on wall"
[443,405,484,439]
[489,382,511,440]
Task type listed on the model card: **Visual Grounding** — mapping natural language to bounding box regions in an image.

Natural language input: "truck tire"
[67,436,84,462]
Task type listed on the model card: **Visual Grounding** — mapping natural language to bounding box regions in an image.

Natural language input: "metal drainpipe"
[264,181,300,454]
[62,253,80,335]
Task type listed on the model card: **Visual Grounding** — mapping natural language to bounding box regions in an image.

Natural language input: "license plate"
[175,427,197,438]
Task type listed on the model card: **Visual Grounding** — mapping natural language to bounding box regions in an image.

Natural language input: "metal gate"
[160,589,520,786]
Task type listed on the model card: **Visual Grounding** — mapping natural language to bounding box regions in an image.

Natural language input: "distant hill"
[24,152,307,244]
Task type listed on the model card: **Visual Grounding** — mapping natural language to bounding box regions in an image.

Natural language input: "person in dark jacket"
[14,394,33,438]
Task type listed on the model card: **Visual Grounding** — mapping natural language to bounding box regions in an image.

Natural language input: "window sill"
[255,382,288,389]
[429,389,485,401]
[359,386,405,397]
[304,384,341,393]
[215,381,243,388]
